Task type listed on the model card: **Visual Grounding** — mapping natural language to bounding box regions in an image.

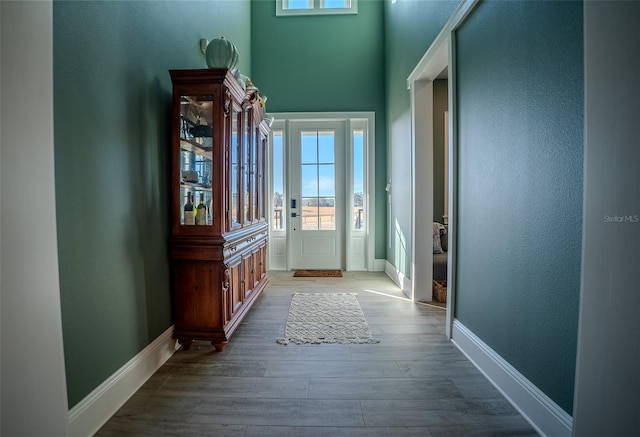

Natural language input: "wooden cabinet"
[169,68,269,351]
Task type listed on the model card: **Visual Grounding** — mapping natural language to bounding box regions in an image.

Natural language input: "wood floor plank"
[189,398,365,427]
[264,360,404,378]
[308,377,463,400]
[244,425,434,437]
[157,375,310,399]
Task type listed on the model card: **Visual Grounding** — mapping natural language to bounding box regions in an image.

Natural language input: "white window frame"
[276,0,358,17]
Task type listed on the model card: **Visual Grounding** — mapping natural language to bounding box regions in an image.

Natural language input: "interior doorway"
[409,43,450,305]
[408,12,467,336]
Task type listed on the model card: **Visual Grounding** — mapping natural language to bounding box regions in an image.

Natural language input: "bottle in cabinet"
[196,193,207,225]
[184,191,195,225]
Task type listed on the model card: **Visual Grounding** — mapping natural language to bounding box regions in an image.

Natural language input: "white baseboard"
[68,325,178,437]
[373,259,386,272]
[451,320,573,437]
[384,260,412,292]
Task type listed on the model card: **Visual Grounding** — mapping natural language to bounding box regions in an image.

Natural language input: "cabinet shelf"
[180,182,212,190]
[180,138,212,153]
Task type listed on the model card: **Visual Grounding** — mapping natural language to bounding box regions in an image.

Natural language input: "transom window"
[277,0,357,16]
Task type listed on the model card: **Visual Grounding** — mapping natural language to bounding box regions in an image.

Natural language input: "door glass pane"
[318,131,335,163]
[301,132,317,164]
[318,164,335,197]
[301,165,318,197]
[179,94,213,226]
[301,198,319,230]
[318,197,335,230]
[272,131,285,230]
[353,129,365,230]
[299,130,335,231]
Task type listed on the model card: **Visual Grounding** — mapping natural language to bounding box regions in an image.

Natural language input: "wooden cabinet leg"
[178,339,193,351]
[212,341,227,352]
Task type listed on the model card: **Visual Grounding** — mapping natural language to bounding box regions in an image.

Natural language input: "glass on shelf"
[178,94,214,226]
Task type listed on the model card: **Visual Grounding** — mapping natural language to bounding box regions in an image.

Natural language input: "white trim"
[373,258,386,272]
[407,0,479,86]
[267,127,287,271]
[384,260,411,292]
[410,78,435,303]
[452,320,573,437]
[68,326,178,437]
[444,29,459,339]
[1,2,70,435]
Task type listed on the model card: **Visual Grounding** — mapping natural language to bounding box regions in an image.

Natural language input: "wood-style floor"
[96,271,538,436]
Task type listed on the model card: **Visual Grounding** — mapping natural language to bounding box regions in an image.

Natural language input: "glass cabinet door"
[179,94,213,226]
[258,134,267,221]
[229,107,241,229]
[251,126,258,223]
[243,106,252,225]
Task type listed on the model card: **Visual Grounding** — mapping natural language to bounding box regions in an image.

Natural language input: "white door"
[289,122,345,269]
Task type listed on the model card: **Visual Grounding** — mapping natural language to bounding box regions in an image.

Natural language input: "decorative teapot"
[205,37,239,73]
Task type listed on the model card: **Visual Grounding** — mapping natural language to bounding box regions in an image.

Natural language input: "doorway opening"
[267,112,375,272]
[407,0,476,335]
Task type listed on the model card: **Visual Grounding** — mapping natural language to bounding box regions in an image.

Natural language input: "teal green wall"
[455,1,583,413]
[250,0,387,258]
[384,0,458,124]
[384,0,460,274]
[53,0,251,408]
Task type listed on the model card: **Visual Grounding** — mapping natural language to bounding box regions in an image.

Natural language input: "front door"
[289,122,345,269]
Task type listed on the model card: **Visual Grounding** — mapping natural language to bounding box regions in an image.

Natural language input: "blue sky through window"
[301,133,317,163]
[323,0,349,8]
[353,131,364,193]
[272,133,283,196]
[301,165,318,197]
[318,164,335,196]
[286,0,311,10]
[318,132,334,163]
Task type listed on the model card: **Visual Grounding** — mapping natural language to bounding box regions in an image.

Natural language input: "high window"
[276,0,357,16]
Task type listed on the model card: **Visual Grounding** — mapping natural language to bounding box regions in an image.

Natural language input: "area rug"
[277,293,380,345]
[293,269,343,278]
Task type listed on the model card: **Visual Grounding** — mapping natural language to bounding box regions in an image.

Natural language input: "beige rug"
[276,293,380,345]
